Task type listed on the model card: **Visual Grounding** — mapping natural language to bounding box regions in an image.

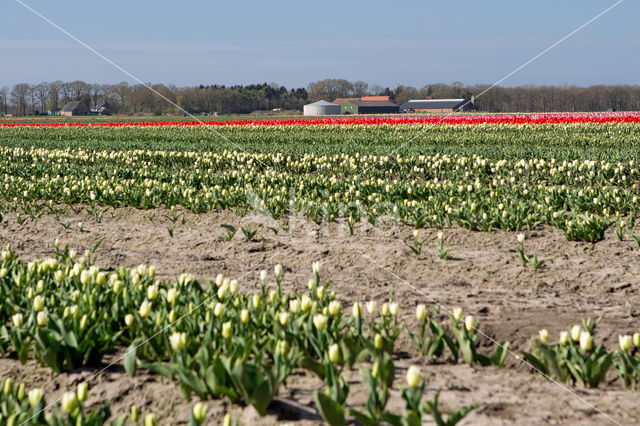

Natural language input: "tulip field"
[1,112,640,425]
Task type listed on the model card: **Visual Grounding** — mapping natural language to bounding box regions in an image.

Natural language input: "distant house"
[91,101,112,116]
[60,101,90,117]
[399,99,468,113]
[340,100,399,114]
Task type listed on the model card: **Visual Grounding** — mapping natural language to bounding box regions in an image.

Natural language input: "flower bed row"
[2,111,640,128]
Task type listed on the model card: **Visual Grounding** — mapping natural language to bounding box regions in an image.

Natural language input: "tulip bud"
[464,315,475,332]
[452,307,463,321]
[278,312,289,326]
[147,285,158,301]
[36,280,45,293]
[240,309,249,324]
[389,302,399,316]
[259,270,268,282]
[144,413,157,426]
[28,388,44,407]
[36,311,49,327]
[374,333,383,349]
[312,261,321,275]
[113,280,122,294]
[77,383,88,402]
[192,402,207,423]
[352,302,362,318]
[619,335,633,352]
[61,392,78,414]
[538,329,549,344]
[3,378,14,396]
[168,310,177,323]
[11,313,24,327]
[371,361,380,379]
[268,290,277,303]
[79,314,88,331]
[139,301,152,319]
[579,331,593,352]
[124,314,134,327]
[570,325,581,342]
[633,332,640,348]
[316,285,326,299]
[229,279,238,294]
[415,304,427,321]
[223,413,231,426]
[214,303,224,318]
[276,340,288,356]
[300,295,312,312]
[437,231,444,241]
[170,332,187,350]
[328,343,341,364]
[96,272,106,286]
[216,274,224,287]
[517,233,526,243]
[274,264,283,278]
[313,314,328,330]
[217,282,229,299]
[559,331,569,345]
[366,301,377,315]
[289,299,299,313]
[130,405,139,422]
[33,295,45,312]
[406,366,421,387]
[381,302,389,316]
[308,278,315,291]
[222,322,232,339]
[16,383,25,401]
[252,294,261,309]
[80,270,91,286]
[166,288,178,304]
[328,300,341,316]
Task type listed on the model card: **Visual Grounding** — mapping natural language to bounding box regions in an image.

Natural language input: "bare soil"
[1,206,638,425]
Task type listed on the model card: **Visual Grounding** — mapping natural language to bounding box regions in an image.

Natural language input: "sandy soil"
[1,206,638,425]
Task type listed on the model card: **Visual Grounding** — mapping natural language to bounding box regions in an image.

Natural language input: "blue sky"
[1,0,637,88]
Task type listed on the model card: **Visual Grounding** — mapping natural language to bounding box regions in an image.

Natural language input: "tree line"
[0,81,309,116]
[1,79,639,116]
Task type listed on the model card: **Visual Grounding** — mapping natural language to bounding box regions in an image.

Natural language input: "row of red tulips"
[2,111,640,128]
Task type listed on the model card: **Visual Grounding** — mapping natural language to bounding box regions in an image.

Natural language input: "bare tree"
[60,82,73,104]
[89,83,104,109]
[49,81,62,112]
[34,82,51,113]
[352,81,369,97]
[69,80,89,100]
[0,86,8,115]
[11,83,31,116]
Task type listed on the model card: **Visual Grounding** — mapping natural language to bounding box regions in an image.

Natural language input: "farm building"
[332,97,359,105]
[91,100,112,115]
[332,96,392,105]
[399,99,467,113]
[303,100,341,116]
[60,101,90,117]
[340,100,399,114]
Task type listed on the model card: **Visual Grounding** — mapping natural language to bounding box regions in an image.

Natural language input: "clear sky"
[1,0,637,88]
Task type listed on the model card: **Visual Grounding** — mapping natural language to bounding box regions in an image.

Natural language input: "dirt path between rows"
[1,206,638,425]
